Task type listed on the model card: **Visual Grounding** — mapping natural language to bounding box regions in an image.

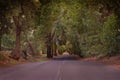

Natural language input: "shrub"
[101,14,119,56]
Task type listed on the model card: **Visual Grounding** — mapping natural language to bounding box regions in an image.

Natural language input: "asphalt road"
[0,55,120,80]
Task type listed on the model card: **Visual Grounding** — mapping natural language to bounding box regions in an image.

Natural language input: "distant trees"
[0,0,120,60]
[37,1,60,58]
[36,0,120,58]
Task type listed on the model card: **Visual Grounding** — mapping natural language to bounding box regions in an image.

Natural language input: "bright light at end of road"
[63,51,70,55]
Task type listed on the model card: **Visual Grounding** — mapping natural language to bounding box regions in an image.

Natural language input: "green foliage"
[2,34,15,49]
[0,0,120,59]
[101,14,119,56]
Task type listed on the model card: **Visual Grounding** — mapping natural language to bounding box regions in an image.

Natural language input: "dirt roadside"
[79,56,120,69]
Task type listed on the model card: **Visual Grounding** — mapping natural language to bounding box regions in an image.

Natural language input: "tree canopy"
[0,0,120,60]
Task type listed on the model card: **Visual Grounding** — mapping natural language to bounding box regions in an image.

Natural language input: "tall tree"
[9,0,40,60]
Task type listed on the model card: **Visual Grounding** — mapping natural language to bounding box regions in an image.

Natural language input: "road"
[0,55,120,80]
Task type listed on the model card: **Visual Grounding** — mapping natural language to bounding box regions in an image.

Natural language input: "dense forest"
[0,0,120,61]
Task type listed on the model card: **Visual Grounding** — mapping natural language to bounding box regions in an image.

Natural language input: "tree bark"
[10,16,22,60]
[56,48,59,56]
[27,40,35,56]
[23,32,36,56]
[46,33,53,58]
[53,43,58,56]
[0,35,2,51]
[47,45,52,58]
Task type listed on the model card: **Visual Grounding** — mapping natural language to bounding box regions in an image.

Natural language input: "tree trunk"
[10,16,22,60]
[56,48,59,56]
[46,33,53,58]
[27,40,35,56]
[53,43,58,56]
[0,35,1,51]
[47,45,52,58]
[23,30,35,56]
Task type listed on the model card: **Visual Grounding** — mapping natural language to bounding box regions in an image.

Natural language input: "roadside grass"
[0,51,48,67]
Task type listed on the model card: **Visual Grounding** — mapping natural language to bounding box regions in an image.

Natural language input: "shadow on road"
[53,55,77,61]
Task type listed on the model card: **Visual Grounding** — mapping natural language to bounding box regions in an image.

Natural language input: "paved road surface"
[0,55,120,80]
